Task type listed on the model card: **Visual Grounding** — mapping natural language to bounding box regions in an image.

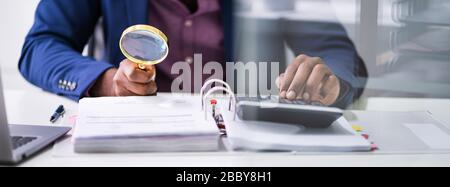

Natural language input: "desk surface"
[2,68,450,167]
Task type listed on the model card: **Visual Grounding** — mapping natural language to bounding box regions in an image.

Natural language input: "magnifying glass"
[119,25,169,70]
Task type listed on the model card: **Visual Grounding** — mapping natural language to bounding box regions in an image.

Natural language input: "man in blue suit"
[19,0,366,108]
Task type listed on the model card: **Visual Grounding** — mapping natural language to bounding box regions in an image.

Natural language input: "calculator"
[236,95,343,128]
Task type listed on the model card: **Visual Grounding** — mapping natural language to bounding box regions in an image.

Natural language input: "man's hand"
[277,55,340,106]
[90,59,157,97]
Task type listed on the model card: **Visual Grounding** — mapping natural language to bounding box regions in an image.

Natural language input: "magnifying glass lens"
[120,25,169,68]
[121,30,167,62]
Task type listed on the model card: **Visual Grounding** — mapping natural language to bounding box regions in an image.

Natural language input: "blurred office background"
[0,0,39,70]
[234,0,450,102]
[0,0,40,91]
[1,0,449,107]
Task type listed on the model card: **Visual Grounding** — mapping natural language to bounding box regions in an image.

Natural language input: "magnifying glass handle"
[138,64,147,70]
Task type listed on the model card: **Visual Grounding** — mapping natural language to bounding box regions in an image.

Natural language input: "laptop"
[0,73,70,165]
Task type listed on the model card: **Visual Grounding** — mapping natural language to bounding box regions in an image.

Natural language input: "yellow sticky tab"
[352,125,364,132]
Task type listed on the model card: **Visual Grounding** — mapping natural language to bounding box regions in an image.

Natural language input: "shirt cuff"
[331,77,353,109]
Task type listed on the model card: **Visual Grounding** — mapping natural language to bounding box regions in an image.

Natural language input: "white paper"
[222,110,372,152]
[72,95,220,153]
[404,123,450,149]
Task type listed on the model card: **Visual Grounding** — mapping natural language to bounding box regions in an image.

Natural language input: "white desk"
[2,68,450,167]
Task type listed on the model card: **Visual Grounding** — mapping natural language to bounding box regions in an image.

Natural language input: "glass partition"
[232,0,450,105]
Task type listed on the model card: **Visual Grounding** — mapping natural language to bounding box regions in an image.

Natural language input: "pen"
[50,105,65,123]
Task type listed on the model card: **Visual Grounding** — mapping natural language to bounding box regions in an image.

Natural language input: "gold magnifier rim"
[119,24,169,66]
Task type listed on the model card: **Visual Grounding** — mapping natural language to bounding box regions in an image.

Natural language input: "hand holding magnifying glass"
[90,25,169,97]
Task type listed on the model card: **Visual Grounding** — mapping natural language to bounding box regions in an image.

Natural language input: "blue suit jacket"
[19,0,366,108]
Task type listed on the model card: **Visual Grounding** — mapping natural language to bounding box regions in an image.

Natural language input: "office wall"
[0,0,39,69]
